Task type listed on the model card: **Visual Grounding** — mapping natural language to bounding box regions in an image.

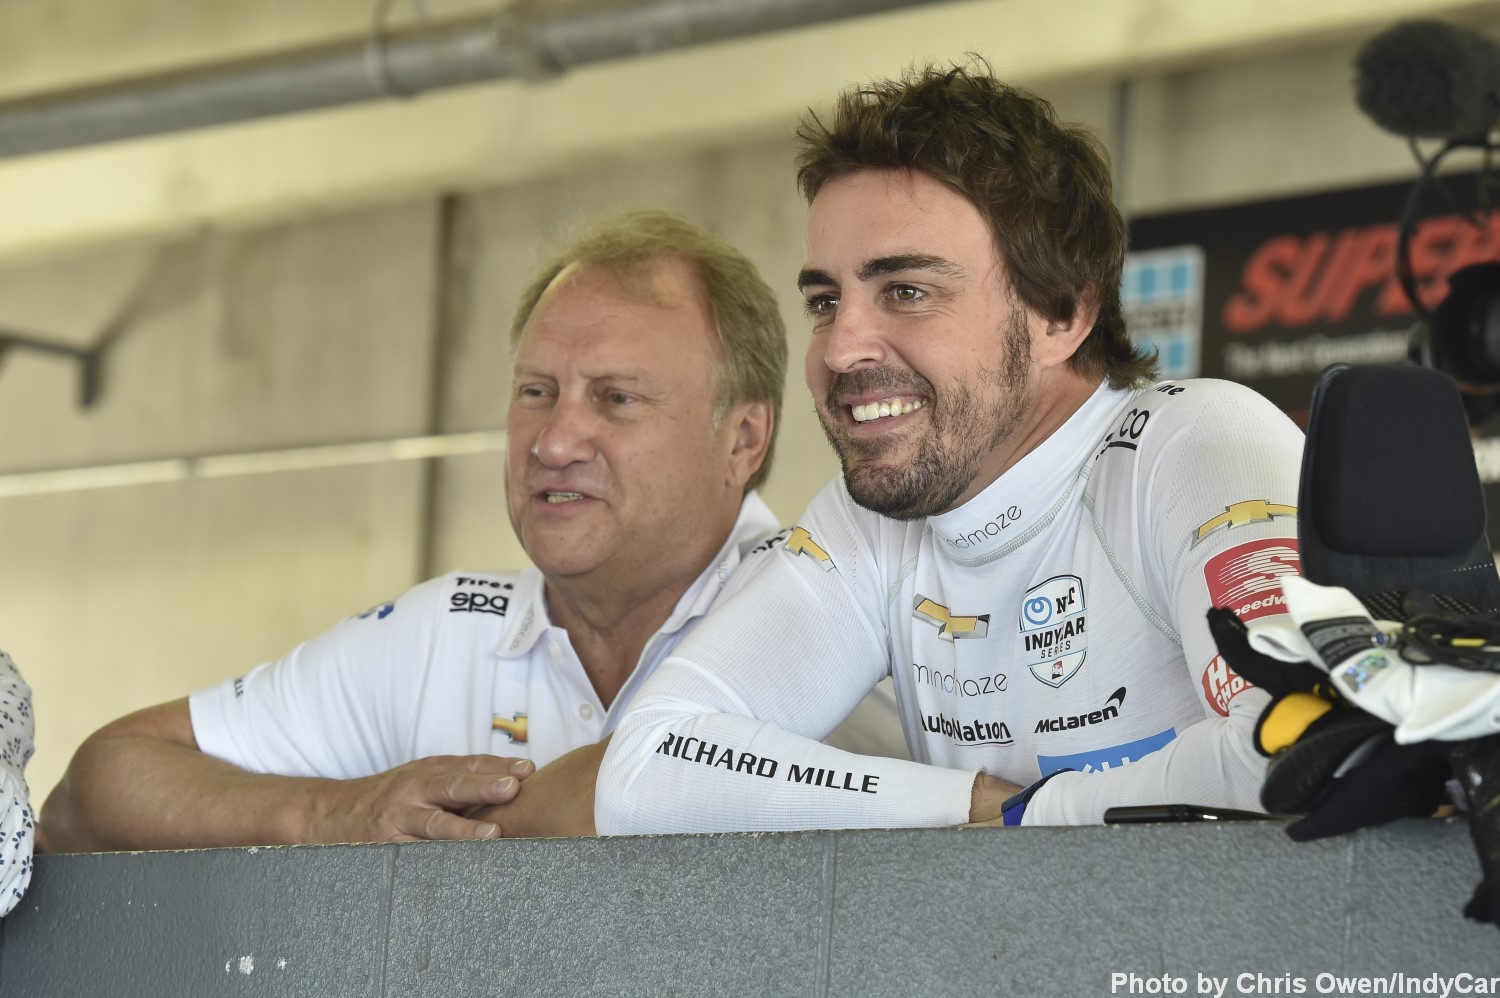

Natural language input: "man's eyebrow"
[857,255,964,281]
[797,256,963,290]
[797,268,835,291]
[514,364,655,385]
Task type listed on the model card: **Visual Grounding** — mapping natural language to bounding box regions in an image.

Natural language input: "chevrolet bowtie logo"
[913,597,990,641]
[492,712,528,744]
[1193,500,1297,546]
[786,526,834,571]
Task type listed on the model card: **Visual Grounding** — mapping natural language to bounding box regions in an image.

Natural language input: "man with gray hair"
[43,208,829,847]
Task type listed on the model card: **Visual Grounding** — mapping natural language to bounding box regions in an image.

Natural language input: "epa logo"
[450,592,509,616]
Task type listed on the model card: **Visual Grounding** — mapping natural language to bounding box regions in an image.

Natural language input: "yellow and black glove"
[1206,605,1450,841]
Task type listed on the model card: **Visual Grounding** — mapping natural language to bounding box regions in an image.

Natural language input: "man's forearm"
[969,772,1023,823]
[1021,703,1270,825]
[45,698,533,852]
[468,739,605,838]
[44,733,326,852]
[599,710,978,835]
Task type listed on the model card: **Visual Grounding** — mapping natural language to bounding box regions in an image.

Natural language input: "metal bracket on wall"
[0,240,190,410]
[0,329,108,408]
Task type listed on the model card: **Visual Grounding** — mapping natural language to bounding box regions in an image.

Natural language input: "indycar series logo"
[1019,575,1087,687]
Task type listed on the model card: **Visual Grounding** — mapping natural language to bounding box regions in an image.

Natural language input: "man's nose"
[818,301,887,373]
[530,396,599,468]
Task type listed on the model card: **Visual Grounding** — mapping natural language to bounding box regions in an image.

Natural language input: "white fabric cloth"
[598,379,1305,832]
[190,494,807,776]
[1252,574,1500,744]
[0,650,34,916]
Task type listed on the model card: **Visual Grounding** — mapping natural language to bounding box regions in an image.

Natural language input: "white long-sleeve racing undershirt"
[598,379,1303,832]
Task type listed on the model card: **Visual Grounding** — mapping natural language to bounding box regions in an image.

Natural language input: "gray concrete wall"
[2,821,1495,996]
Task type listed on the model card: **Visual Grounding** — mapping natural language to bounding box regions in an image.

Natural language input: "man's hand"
[308,754,536,844]
[42,698,542,852]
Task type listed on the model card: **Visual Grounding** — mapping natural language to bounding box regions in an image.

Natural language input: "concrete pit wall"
[1,821,1494,997]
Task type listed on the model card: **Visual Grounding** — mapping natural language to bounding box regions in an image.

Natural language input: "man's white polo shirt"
[188,494,781,778]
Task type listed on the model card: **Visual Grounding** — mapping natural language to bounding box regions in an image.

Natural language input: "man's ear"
[1036,284,1100,370]
[723,399,774,490]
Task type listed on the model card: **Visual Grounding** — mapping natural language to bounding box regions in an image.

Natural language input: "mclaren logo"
[1192,500,1296,546]
[785,526,834,571]
[1034,687,1127,733]
[913,597,990,641]
[492,712,528,744]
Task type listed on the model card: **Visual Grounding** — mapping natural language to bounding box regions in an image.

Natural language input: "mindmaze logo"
[912,663,1007,698]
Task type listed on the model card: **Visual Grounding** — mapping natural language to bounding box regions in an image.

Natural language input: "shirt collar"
[928,381,1133,561]
[498,567,551,659]
[656,490,780,637]
[496,491,781,659]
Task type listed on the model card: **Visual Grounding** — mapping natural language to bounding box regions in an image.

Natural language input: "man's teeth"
[851,399,925,423]
[544,492,585,503]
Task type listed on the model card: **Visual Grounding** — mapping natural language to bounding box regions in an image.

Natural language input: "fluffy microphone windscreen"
[1355,20,1500,139]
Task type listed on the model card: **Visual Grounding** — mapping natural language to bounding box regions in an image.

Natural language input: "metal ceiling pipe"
[0,0,954,159]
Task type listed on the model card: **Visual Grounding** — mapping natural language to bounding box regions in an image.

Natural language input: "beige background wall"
[2,0,1496,803]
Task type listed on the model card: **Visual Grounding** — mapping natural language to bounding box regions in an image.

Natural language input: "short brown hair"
[795,61,1155,389]
[510,209,786,493]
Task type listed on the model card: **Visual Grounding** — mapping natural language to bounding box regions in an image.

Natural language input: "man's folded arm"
[1017,386,1302,825]
[41,698,533,852]
[598,685,1007,834]
[596,540,1022,834]
[1021,690,1271,825]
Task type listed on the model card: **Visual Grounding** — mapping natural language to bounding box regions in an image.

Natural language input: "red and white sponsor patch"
[1201,655,1252,717]
[1204,538,1300,623]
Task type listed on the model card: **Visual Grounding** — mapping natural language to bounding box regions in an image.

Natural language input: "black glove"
[1206,606,1332,698]
[1209,604,1450,838]
[1260,706,1451,841]
[1448,736,1500,927]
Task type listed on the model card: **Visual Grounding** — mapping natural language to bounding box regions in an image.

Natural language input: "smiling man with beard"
[597,64,1306,831]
